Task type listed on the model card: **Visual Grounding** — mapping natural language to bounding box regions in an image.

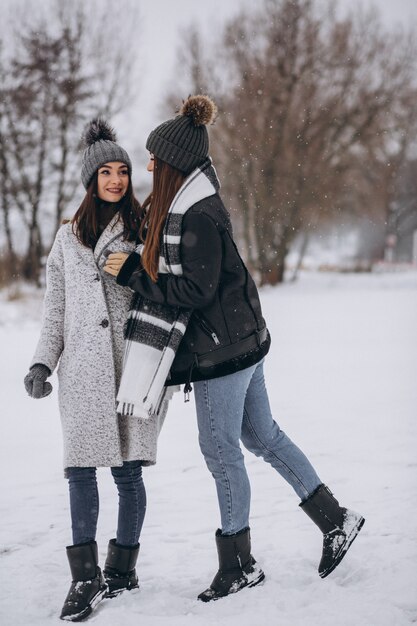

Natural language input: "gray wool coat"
[31,215,166,469]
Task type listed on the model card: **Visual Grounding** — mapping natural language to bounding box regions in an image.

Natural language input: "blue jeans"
[194,360,322,535]
[66,460,146,546]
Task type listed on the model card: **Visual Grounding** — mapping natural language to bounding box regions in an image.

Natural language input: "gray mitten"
[24,364,52,399]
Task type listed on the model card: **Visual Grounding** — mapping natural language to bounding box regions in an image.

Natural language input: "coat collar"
[94,213,124,267]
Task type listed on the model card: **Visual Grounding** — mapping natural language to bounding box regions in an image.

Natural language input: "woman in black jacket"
[105,95,365,601]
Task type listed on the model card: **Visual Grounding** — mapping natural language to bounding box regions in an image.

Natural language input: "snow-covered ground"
[1,270,416,626]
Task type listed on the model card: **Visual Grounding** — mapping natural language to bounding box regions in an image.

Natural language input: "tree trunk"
[55,115,70,233]
[0,132,16,265]
[290,230,310,282]
[23,90,50,285]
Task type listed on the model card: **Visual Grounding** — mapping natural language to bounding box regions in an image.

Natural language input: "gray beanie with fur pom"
[146,95,217,174]
[81,119,132,189]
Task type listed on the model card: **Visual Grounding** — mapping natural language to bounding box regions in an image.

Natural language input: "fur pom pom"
[83,118,117,146]
[180,95,217,126]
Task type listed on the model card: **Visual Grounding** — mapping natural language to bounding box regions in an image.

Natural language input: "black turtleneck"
[92,200,121,249]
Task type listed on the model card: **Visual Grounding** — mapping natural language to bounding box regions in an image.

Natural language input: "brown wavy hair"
[140,157,186,281]
[72,172,142,248]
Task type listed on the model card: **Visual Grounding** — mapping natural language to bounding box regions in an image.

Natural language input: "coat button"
[100,319,109,328]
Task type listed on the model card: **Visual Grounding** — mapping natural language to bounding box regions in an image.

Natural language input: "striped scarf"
[116,158,220,419]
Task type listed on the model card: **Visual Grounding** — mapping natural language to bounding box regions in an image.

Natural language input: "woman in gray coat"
[24,120,160,622]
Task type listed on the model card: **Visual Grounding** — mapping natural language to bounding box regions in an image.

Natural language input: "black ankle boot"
[198,527,265,602]
[300,484,365,578]
[103,539,139,598]
[60,541,107,622]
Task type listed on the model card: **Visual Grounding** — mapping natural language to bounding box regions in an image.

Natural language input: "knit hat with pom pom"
[81,118,132,189]
[146,95,217,174]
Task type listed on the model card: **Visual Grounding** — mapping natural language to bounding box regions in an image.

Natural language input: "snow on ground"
[0,270,416,626]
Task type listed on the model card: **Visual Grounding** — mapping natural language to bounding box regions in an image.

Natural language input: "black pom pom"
[83,118,117,146]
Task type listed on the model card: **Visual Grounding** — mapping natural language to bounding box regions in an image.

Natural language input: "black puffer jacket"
[117,193,270,385]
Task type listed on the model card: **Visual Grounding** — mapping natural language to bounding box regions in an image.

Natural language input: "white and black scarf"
[116,158,220,419]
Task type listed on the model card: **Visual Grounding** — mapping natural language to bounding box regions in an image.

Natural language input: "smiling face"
[97,161,129,202]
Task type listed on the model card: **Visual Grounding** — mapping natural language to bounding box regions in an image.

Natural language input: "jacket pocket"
[193,312,221,346]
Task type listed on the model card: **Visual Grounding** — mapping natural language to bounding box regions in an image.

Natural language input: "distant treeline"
[0,0,139,285]
[1,0,416,286]
[170,0,417,283]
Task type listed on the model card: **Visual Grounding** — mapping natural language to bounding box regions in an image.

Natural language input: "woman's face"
[97,161,129,202]
[147,154,154,172]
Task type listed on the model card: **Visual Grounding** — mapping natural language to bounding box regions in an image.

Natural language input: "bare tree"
[170,0,417,284]
[0,0,141,284]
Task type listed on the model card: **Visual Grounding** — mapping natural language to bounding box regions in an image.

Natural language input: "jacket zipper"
[193,312,220,345]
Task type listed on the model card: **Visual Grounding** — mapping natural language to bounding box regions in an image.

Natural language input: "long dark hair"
[72,172,142,248]
[140,157,186,281]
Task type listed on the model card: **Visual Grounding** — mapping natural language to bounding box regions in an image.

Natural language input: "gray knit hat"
[81,119,132,189]
[146,95,217,174]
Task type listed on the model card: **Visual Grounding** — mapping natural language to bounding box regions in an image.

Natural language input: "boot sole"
[104,584,139,599]
[198,570,265,602]
[319,516,365,579]
[60,586,107,622]
[247,570,266,589]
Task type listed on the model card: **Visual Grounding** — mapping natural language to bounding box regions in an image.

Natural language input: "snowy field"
[0,270,416,626]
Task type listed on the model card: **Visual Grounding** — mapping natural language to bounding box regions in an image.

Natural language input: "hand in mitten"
[24,364,52,399]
